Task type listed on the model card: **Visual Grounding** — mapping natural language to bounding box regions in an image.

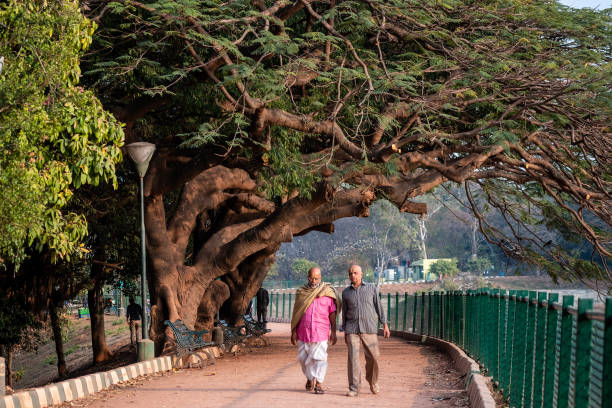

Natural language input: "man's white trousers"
[297,340,328,383]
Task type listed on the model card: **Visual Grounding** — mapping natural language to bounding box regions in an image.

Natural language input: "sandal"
[314,380,325,394]
[305,379,313,391]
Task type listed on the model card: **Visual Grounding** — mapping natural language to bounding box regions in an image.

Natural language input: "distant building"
[411,258,454,281]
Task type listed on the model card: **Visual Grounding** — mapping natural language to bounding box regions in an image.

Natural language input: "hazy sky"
[560,0,611,9]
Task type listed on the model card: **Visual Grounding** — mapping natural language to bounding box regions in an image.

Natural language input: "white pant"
[297,340,328,383]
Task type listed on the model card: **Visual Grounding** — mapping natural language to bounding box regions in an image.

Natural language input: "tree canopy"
[77,0,611,349]
[0,0,124,265]
[430,259,459,278]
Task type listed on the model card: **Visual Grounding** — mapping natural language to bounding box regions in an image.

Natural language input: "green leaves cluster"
[291,258,319,280]
[0,0,124,265]
[430,259,458,277]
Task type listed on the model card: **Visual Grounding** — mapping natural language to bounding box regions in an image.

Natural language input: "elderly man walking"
[290,267,341,394]
[342,264,390,397]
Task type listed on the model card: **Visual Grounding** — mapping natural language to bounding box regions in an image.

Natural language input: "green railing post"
[288,293,293,319]
[543,293,560,408]
[275,292,280,318]
[395,292,399,331]
[463,289,473,355]
[441,291,446,339]
[471,290,477,355]
[420,292,425,335]
[568,298,594,408]
[444,290,448,340]
[413,292,418,333]
[427,292,432,335]
[379,291,383,330]
[461,291,466,349]
[489,289,500,381]
[592,298,612,408]
[282,293,286,319]
[387,293,391,330]
[522,291,538,407]
[484,290,493,373]
[504,290,517,398]
[447,291,452,342]
[434,291,442,338]
[498,290,510,395]
[464,291,465,348]
[450,291,456,343]
[532,292,549,408]
[403,292,408,332]
[553,295,575,408]
[476,290,483,364]
[510,290,529,407]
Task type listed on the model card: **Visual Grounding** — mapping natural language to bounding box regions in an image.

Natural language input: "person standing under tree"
[126,297,143,348]
[256,286,269,328]
[342,264,390,397]
[290,267,341,394]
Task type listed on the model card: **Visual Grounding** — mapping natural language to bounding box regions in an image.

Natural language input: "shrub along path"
[66,323,468,408]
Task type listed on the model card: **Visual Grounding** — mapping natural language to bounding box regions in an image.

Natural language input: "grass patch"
[65,345,78,356]
[44,356,57,366]
[112,318,124,326]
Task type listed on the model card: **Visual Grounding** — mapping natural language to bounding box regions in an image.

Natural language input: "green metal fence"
[267,289,612,408]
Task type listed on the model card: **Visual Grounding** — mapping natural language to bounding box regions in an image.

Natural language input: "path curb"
[385,330,496,408]
[0,346,222,408]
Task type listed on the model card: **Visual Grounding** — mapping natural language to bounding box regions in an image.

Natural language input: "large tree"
[82,0,611,352]
[0,0,125,373]
[0,0,124,266]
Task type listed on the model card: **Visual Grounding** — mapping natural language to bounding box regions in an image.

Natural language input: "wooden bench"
[164,319,215,367]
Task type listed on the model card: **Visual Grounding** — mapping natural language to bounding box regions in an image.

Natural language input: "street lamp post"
[126,142,156,361]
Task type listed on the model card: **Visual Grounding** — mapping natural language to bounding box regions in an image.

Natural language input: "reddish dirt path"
[72,323,467,408]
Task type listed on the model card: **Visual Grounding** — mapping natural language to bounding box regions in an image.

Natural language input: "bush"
[430,259,458,277]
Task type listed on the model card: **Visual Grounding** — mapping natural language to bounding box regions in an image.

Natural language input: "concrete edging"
[0,346,222,408]
[385,330,496,408]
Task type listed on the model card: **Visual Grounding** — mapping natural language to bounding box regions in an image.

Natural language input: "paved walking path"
[72,323,468,408]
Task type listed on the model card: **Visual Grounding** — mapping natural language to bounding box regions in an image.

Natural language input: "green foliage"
[267,262,279,278]
[465,257,493,276]
[259,130,321,199]
[0,0,124,265]
[291,258,319,279]
[430,259,458,277]
[82,0,611,283]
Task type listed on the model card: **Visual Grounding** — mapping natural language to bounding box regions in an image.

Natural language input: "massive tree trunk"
[143,163,380,353]
[220,245,279,325]
[49,304,67,378]
[88,266,113,363]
